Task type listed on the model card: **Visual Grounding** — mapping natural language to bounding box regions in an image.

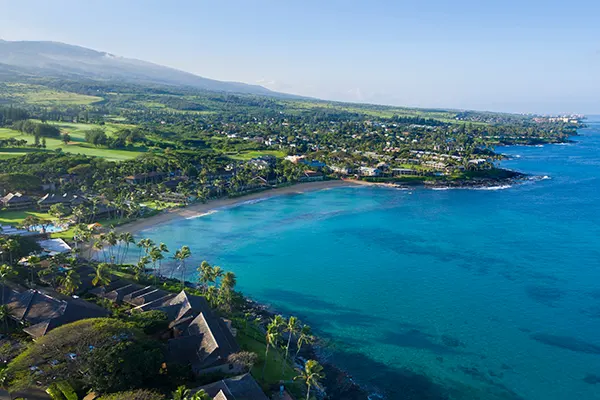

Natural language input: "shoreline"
[115,179,358,234]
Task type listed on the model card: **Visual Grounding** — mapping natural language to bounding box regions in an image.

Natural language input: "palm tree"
[58,270,81,296]
[212,266,224,286]
[26,255,41,285]
[118,232,135,264]
[91,263,111,287]
[219,271,237,311]
[173,246,191,287]
[282,316,300,377]
[134,255,150,281]
[197,261,213,292]
[262,315,284,380]
[172,385,189,400]
[105,230,118,264]
[150,246,164,284]
[93,240,106,263]
[189,390,210,400]
[296,325,314,359]
[295,359,325,400]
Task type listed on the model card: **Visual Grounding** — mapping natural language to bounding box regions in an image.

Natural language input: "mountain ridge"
[0,39,297,97]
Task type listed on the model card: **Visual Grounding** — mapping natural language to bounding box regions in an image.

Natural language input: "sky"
[1,0,599,114]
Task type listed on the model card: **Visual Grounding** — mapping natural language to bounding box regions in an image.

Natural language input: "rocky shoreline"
[239,297,373,400]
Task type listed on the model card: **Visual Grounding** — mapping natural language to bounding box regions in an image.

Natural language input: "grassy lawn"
[228,150,287,161]
[0,209,54,225]
[3,83,102,105]
[235,323,300,394]
[0,127,145,161]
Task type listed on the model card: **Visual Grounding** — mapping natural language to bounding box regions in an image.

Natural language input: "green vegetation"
[0,210,54,225]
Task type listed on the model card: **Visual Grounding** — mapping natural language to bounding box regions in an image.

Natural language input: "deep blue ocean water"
[136,118,600,400]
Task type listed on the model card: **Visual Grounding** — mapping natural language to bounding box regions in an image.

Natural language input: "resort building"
[124,172,166,185]
[358,166,382,177]
[37,193,86,211]
[1,192,35,210]
[90,283,241,375]
[391,168,419,176]
[300,170,324,182]
[0,287,108,339]
[192,374,269,400]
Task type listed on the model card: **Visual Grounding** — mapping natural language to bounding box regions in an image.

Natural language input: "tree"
[26,255,40,284]
[296,325,314,359]
[6,318,163,393]
[173,245,191,287]
[91,263,111,287]
[282,316,300,376]
[295,359,325,400]
[172,386,189,400]
[197,261,213,292]
[227,351,258,372]
[219,271,236,311]
[58,270,81,295]
[49,203,70,221]
[118,231,135,264]
[262,315,284,380]
[61,132,71,145]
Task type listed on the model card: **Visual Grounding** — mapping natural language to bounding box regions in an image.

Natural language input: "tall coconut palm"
[105,230,118,264]
[174,246,191,287]
[91,263,111,287]
[296,325,314,359]
[262,315,284,380]
[134,256,150,281]
[219,271,236,311]
[118,232,135,264]
[197,261,213,292]
[282,316,301,377]
[26,255,40,285]
[295,359,325,400]
[149,246,164,284]
[58,270,81,295]
[212,266,224,286]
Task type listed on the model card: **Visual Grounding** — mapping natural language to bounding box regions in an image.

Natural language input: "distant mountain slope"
[0,40,286,96]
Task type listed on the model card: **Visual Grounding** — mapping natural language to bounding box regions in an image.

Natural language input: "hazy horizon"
[1,0,598,115]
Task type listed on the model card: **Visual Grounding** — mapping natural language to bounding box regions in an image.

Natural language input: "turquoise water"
[137,118,600,400]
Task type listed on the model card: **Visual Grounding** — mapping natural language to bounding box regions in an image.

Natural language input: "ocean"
[136,117,600,400]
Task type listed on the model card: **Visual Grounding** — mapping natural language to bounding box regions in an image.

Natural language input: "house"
[299,170,324,182]
[160,192,195,204]
[147,291,241,375]
[192,374,269,400]
[329,165,351,175]
[124,172,165,185]
[37,193,84,211]
[301,159,326,169]
[206,170,235,183]
[391,168,418,176]
[1,193,35,210]
[358,167,382,177]
[0,287,108,339]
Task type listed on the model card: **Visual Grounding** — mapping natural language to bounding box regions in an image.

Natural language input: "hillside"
[0,40,289,97]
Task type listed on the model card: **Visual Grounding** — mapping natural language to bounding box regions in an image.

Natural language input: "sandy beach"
[115,179,358,234]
